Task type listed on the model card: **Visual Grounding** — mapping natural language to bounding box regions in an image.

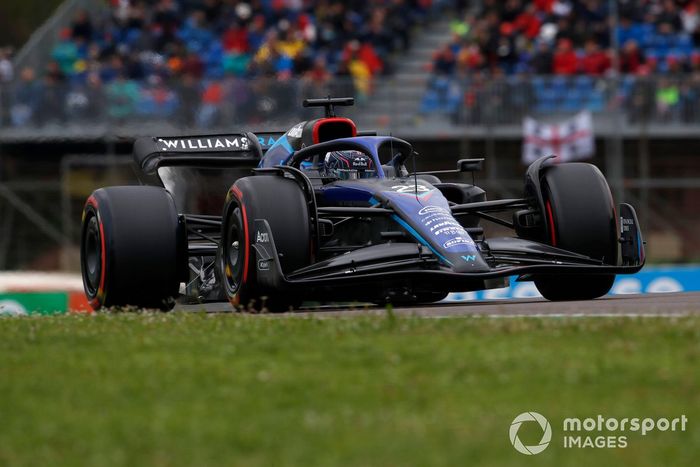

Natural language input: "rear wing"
[133,132,264,174]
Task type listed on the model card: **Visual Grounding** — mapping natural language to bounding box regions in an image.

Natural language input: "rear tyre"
[221,175,311,312]
[533,163,618,301]
[80,186,183,310]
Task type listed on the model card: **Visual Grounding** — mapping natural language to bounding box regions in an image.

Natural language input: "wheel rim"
[223,206,245,294]
[82,214,101,297]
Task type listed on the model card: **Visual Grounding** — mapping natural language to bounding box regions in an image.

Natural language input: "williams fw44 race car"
[80,97,644,311]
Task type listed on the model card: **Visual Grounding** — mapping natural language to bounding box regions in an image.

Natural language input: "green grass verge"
[0,313,698,466]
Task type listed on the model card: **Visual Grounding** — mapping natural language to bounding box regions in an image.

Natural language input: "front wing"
[249,203,644,297]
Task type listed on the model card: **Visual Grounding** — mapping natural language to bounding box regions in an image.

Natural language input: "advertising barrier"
[1,266,698,314]
[0,272,90,315]
[443,265,700,302]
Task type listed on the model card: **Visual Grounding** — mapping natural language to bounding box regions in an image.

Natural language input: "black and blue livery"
[81,97,646,311]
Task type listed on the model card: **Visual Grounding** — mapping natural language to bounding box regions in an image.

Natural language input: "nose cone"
[378,184,491,273]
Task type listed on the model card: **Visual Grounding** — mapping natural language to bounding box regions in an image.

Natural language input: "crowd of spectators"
[5,0,700,129]
[2,0,436,128]
[431,0,700,77]
[423,0,700,122]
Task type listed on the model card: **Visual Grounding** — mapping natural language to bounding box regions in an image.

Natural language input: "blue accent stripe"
[278,136,293,153]
[637,230,642,260]
[392,215,452,266]
[259,135,295,168]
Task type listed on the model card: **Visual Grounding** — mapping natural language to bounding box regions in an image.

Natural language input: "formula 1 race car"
[80,97,645,311]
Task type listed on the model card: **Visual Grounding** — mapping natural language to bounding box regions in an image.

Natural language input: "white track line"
[426,312,694,319]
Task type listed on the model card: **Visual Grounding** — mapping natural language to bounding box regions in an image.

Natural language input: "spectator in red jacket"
[620,39,645,74]
[357,42,383,75]
[534,0,554,14]
[222,23,249,54]
[580,39,611,75]
[514,4,542,40]
[553,38,578,75]
[457,42,485,72]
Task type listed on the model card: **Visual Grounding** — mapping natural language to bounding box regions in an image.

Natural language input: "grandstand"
[0,0,699,270]
[420,0,700,125]
[1,0,441,135]
[2,0,700,134]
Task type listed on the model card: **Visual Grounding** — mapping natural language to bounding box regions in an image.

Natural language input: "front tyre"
[533,163,618,301]
[80,186,184,310]
[221,175,311,312]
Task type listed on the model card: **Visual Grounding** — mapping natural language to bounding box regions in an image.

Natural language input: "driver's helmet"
[323,150,376,179]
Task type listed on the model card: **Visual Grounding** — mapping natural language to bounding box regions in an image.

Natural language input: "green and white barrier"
[0,273,89,316]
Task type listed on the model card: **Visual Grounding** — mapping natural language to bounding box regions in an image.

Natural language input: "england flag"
[522,111,594,164]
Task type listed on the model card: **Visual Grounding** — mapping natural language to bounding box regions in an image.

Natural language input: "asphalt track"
[180,292,700,318]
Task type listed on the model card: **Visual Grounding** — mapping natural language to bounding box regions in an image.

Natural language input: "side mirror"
[458,158,484,172]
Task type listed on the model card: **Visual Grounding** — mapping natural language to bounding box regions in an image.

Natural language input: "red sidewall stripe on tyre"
[545,199,557,247]
[230,186,249,285]
[85,195,107,308]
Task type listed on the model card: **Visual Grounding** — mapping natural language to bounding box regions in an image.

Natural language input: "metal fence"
[423,73,700,126]
[0,77,360,139]
[3,74,700,138]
